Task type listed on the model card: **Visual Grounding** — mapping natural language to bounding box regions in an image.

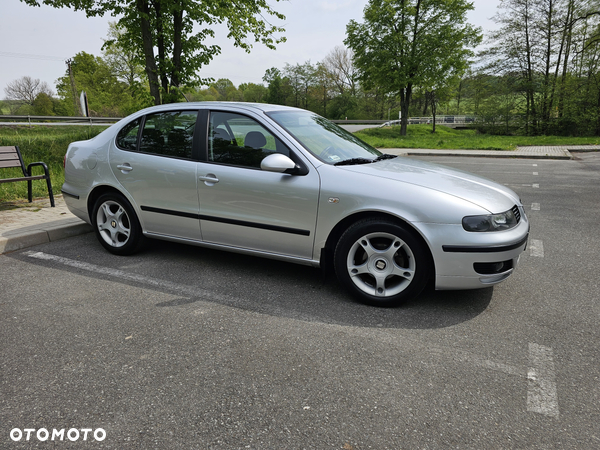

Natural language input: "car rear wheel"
[334,218,430,307]
[92,192,144,255]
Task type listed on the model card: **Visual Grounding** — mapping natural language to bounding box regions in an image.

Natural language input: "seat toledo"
[62,103,529,306]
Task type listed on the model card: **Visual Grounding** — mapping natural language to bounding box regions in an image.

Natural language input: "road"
[1,154,599,449]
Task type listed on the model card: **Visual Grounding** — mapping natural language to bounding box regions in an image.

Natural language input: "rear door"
[109,110,202,240]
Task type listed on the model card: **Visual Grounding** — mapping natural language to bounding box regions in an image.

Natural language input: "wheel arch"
[322,211,436,283]
[87,185,133,223]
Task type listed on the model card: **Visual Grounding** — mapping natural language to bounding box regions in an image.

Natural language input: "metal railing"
[1,115,476,127]
[0,115,122,126]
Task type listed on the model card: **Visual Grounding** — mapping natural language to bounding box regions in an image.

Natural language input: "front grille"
[511,205,521,223]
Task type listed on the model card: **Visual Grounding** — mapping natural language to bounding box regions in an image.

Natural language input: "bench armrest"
[26,161,50,178]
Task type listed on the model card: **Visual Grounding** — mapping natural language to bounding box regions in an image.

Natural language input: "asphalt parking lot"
[2,153,599,449]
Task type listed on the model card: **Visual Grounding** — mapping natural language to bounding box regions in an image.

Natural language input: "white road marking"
[530,239,544,257]
[527,343,559,417]
[531,203,541,211]
[533,172,539,175]
[24,251,236,303]
[533,183,540,188]
[533,164,538,167]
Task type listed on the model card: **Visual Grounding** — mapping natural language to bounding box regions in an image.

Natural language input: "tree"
[3,76,53,106]
[210,78,238,100]
[32,92,55,115]
[22,0,286,105]
[345,0,481,135]
[103,21,146,88]
[263,67,292,105]
[56,52,133,116]
[239,83,267,103]
[323,46,357,96]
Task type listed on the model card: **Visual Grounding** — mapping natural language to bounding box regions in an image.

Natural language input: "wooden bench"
[0,145,55,207]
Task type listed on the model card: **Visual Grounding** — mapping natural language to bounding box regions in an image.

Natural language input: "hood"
[339,157,520,213]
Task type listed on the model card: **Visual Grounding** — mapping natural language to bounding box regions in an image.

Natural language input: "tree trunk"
[153,0,170,95]
[137,0,161,105]
[171,4,183,91]
[431,91,437,133]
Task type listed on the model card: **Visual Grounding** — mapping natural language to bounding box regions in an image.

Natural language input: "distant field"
[355,125,600,150]
[0,126,106,203]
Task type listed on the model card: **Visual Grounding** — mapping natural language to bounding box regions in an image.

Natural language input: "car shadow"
[145,239,494,330]
[13,235,494,331]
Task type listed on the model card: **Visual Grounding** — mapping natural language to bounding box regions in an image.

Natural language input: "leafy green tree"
[345,0,481,135]
[209,78,241,100]
[103,22,146,87]
[32,92,55,115]
[21,0,286,105]
[263,67,292,105]
[56,52,132,116]
[239,83,267,103]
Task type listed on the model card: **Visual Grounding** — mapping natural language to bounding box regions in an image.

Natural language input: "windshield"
[266,110,381,164]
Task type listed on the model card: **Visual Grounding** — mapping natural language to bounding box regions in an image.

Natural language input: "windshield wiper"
[375,153,397,161]
[334,154,398,166]
[334,157,374,166]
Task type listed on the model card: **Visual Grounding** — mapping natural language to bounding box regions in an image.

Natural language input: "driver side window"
[208,112,289,168]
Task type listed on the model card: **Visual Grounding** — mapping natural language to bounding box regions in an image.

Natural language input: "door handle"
[117,164,133,172]
[199,174,219,185]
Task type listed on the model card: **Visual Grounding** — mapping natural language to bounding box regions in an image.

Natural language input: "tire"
[92,192,144,256]
[333,218,431,307]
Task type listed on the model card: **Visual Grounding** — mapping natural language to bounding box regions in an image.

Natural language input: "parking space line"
[527,343,559,417]
[23,251,236,304]
[531,203,540,211]
[530,240,544,257]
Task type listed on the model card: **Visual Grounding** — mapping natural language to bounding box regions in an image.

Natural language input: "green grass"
[0,126,107,203]
[355,124,600,150]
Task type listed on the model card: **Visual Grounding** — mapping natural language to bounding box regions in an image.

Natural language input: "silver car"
[62,102,529,306]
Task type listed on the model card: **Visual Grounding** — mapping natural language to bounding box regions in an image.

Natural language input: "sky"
[0,0,501,98]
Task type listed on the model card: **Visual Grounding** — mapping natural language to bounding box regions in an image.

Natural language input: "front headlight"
[462,208,519,232]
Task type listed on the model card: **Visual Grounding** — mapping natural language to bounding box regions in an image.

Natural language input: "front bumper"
[419,220,529,290]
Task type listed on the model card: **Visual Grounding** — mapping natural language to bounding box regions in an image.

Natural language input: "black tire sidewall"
[92,192,143,256]
[334,219,430,306]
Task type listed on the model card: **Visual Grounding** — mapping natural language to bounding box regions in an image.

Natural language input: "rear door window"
[139,111,198,159]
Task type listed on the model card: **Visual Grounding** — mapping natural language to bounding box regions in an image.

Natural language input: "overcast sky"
[0,0,500,98]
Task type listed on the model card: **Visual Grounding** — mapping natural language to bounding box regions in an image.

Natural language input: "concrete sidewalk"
[0,195,92,254]
[1,145,598,255]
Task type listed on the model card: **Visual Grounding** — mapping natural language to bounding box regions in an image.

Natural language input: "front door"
[197,111,319,260]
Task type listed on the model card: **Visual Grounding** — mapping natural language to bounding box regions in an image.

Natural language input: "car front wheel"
[92,192,144,255]
[334,218,430,307]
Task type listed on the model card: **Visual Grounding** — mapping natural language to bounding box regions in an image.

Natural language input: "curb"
[0,218,92,254]
[405,151,572,160]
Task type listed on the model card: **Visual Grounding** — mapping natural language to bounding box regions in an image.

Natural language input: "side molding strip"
[141,205,310,236]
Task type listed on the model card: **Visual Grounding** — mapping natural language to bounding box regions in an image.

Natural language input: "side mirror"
[260,153,299,174]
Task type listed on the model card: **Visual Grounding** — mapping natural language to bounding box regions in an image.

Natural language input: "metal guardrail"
[0,115,122,126]
[331,120,388,124]
[334,116,476,126]
[2,115,476,127]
